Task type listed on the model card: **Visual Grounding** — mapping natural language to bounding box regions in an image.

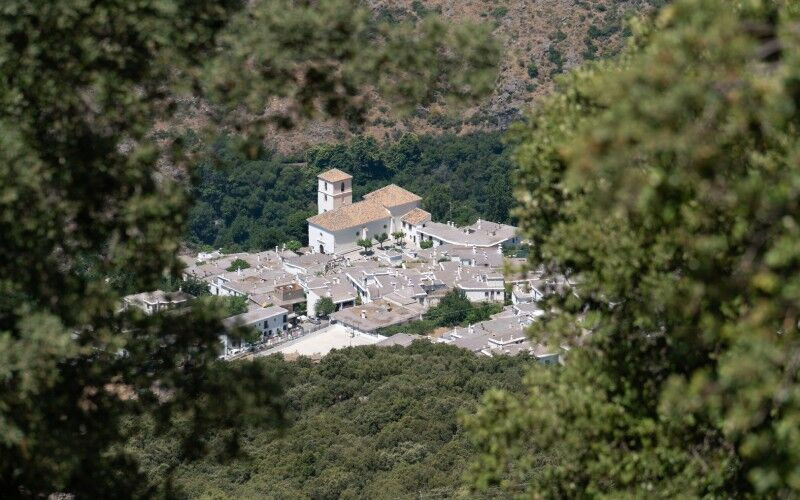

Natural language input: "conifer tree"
[468,0,800,496]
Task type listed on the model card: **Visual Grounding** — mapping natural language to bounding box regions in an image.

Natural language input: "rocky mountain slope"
[167,0,664,154]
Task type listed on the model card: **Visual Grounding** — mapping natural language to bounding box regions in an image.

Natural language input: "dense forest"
[187,132,514,252]
[127,343,533,497]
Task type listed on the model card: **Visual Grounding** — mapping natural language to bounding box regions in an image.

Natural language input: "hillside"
[168,0,664,154]
[127,343,534,497]
[360,0,663,135]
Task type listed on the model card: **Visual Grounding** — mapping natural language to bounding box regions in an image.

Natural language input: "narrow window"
[341,182,345,192]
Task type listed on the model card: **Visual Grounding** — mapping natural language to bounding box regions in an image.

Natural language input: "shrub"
[547,45,564,75]
[527,61,539,79]
[316,297,336,317]
[226,258,250,272]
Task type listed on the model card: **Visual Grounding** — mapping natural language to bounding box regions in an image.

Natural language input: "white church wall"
[334,219,391,250]
[387,201,421,233]
[309,223,337,254]
[309,218,392,254]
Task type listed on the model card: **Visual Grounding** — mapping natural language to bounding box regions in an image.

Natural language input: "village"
[123,168,570,363]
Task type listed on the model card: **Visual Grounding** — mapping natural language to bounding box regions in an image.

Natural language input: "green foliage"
[356,238,374,254]
[206,295,249,317]
[420,239,434,249]
[375,232,389,249]
[378,319,437,336]
[189,132,514,251]
[187,140,317,251]
[547,45,564,75]
[391,231,406,244]
[502,243,530,258]
[425,289,502,327]
[0,1,289,495]
[468,0,800,496]
[527,61,539,79]
[464,302,504,325]
[181,276,211,297]
[225,258,250,272]
[285,240,302,252]
[128,343,533,497]
[316,297,336,317]
[491,7,509,19]
[424,289,472,326]
[0,0,499,495]
[377,291,502,336]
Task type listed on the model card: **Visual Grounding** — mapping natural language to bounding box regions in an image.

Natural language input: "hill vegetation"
[187,132,514,252]
[127,343,533,497]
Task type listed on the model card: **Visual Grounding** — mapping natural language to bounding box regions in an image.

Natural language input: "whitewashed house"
[220,305,289,357]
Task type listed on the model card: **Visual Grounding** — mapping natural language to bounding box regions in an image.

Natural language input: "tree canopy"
[0,0,498,495]
[467,0,800,496]
[316,297,336,318]
[127,343,533,498]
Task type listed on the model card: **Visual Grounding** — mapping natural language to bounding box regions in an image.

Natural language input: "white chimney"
[360,309,367,319]
[477,219,482,229]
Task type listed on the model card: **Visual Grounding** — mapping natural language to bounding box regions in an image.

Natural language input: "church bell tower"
[317,169,353,214]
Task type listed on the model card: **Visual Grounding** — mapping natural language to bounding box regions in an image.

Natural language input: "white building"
[301,274,359,317]
[220,305,289,356]
[307,168,520,256]
[122,290,193,315]
[307,169,422,255]
[415,219,519,248]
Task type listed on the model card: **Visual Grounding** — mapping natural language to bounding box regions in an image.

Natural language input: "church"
[307,169,426,254]
[307,169,520,255]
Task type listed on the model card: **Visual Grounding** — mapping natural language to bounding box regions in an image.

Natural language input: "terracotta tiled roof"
[318,168,352,182]
[363,184,421,207]
[401,207,431,225]
[307,200,390,231]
